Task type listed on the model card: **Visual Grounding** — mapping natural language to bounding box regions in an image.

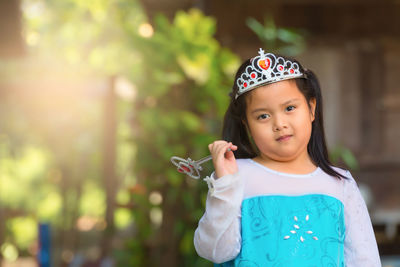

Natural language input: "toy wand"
[170,149,232,179]
[170,154,212,179]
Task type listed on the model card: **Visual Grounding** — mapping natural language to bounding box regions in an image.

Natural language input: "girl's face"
[245,80,316,163]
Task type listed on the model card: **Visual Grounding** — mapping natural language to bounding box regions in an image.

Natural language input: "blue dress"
[216,194,345,266]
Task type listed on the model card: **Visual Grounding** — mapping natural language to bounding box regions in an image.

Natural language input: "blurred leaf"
[8,217,37,250]
[246,16,306,56]
[1,243,19,261]
[182,191,195,210]
[180,111,202,132]
[180,230,195,254]
[115,208,133,229]
[330,145,359,170]
[219,48,241,77]
[166,168,183,187]
[177,54,211,85]
[37,192,62,221]
[174,9,216,39]
[80,181,106,217]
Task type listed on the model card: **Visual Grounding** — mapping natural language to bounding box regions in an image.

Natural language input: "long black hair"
[222,56,347,180]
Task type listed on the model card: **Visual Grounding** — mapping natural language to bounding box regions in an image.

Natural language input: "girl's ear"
[309,98,317,121]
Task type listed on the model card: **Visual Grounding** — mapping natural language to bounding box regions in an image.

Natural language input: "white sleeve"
[343,171,381,267]
[194,172,243,264]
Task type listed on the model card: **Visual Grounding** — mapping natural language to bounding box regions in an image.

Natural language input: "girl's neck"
[253,154,317,175]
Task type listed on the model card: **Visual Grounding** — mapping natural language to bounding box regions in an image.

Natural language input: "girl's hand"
[208,140,238,179]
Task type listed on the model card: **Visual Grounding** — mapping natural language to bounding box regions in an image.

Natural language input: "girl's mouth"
[276,135,292,142]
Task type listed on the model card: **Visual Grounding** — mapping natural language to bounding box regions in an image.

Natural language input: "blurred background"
[0,0,399,266]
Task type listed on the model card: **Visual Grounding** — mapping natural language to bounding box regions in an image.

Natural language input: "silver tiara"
[235,48,305,98]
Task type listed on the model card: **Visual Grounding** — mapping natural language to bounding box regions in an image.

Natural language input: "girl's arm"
[194,171,243,263]
[194,141,242,264]
[343,171,381,266]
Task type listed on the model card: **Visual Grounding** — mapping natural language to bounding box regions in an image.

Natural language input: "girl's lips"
[276,135,292,142]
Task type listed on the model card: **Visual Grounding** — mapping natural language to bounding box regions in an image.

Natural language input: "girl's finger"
[215,142,229,156]
[224,143,237,154]
[224,144,235,158]
[208,141,237,159]
[209,141,223,153]
[225,149,235,160]
[230,144,238,151]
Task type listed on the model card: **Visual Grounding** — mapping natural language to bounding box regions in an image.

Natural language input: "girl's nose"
[272,115,287,132]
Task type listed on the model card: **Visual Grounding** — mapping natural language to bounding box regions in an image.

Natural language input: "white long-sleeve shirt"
[194,158,381,266]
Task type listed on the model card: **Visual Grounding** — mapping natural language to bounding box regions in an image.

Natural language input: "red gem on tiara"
[278,65,284,71]
[251,73,256,78]
[290,69,294,74]
[244,82,248,88]
[259,58,271,70]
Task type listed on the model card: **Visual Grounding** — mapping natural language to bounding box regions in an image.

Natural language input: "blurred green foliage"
[1,0,239,266]
[115,8,239,266]
[0,136,56,259]
[0,0,139,263]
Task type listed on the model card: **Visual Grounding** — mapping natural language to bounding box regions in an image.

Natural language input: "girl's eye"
[257,114,270,120]
[286,105,296,112]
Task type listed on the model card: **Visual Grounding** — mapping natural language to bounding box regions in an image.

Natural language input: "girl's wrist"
[215,170,226,179]
[215,169,236,179]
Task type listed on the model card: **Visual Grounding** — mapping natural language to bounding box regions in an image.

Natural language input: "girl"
[194,49,381,266]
